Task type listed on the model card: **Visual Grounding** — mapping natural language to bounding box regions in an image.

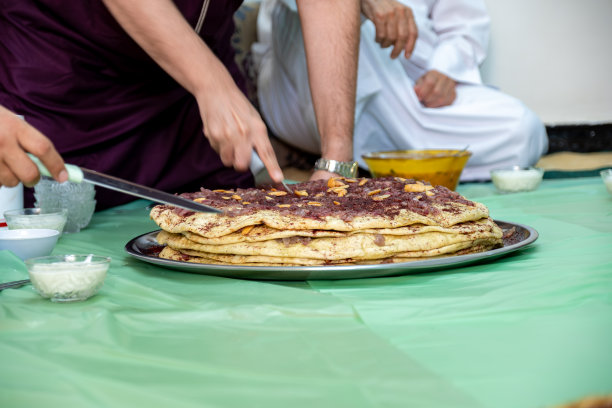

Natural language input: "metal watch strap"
[314,158,359,178]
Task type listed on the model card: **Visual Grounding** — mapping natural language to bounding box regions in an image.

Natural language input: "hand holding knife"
[28,154,222,213]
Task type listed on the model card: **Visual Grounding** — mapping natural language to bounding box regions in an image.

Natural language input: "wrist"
[320,139,353,163]
[314,158,359,178]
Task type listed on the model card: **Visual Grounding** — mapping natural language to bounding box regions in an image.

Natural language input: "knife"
[28,154,222,213]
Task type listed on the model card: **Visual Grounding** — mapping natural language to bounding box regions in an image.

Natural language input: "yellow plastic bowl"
[362,149,472,190]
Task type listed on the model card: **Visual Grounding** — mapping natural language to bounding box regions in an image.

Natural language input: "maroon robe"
[0,0,253,209]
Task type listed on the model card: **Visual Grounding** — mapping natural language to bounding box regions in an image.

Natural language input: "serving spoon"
[0,279,30,291]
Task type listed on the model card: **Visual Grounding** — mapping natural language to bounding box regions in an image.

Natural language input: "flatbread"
[157,228,501,261]
[150,177,490,237]
[151,177,503,267]
[182,218,499,245]
[159,243,499,266]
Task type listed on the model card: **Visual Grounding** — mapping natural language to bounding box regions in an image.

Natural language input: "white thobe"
[252,0,548,181]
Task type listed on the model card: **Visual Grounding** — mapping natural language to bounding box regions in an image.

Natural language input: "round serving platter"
[125,220,537,281]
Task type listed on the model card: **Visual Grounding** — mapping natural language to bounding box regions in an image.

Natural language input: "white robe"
[252,0,548,181]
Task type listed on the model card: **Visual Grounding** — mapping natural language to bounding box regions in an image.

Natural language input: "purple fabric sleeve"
[0,0,253,209]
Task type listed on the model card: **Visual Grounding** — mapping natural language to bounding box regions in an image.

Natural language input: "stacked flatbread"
[150,177,503,266]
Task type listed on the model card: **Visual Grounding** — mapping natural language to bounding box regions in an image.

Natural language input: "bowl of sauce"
[25,254,110,302]
[362,149,471,190]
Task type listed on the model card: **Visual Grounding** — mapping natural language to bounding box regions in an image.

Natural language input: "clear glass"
[600,169,612,195]
[4,207,68,234]
[25,254,110,302]
[490,166,544,193]
[34,178,96,233]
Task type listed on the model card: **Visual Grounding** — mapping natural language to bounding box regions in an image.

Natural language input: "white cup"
[0,183,24,228]
[1,113,26,227]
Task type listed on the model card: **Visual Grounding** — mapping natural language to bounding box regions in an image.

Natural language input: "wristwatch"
[314,158,359,178]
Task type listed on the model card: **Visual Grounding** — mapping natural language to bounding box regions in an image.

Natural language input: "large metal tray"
[125,220,538,280]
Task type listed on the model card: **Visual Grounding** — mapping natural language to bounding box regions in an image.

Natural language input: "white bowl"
[4,208,68,234]
[490,166,544,193]
[25,254,110,302]
[0,229,60,260]
[601,169,612,195]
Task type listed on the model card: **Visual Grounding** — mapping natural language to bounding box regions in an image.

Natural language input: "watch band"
[314,158,359,178]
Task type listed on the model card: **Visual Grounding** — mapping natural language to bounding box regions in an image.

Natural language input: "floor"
[536,151,612,171]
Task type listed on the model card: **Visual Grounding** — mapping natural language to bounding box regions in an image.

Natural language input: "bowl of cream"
[490,166,544,193]
[4,208,68,234]
[25,254,110,302]
[600,169,612,195]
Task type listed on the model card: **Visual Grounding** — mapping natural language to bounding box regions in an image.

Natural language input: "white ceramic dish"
[0,229,59,260]
[490,166,544,193]
[25,254,110,302]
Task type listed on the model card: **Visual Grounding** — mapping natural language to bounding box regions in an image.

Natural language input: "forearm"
[101,0,284,181]
[101,0,234,99]
[296,0,360,162]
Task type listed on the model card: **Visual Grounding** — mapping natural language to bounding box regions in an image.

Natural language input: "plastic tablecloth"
[1,177,611,408]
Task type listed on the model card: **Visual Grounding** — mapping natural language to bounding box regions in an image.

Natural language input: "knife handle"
[27,153,84,183]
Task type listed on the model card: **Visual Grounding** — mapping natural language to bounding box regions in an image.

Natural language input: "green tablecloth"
[1,177,611,408]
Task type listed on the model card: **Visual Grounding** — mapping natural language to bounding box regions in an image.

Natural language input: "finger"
[404,9,418,58]
[20,132,67,183]
[386,12,400,56]
[415,74,435,103]
[423,82,444,107]
[252,129,283,183]
[4,150,40,187]
[391,10,410,59]
[24,138,68,183]
[374,16,388,47]
[218,143,235,168]
[0,160,20,188]
[233,140,253,172]
[373,19,384,45]
[435,80,456,107]
[380,14,396,49]
[429,75,456,107]
[413,76,424,100]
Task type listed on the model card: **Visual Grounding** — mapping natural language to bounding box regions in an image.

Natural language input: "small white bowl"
[601,169,612,195]
[25,254,110,302]
[490,166,544,193]
[4,208,68,234]
[0,229,59,260]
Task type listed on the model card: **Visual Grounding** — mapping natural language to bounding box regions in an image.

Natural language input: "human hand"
[309,169,337,182]
[0,106,67,188]
[101,0,284,184]
[414,70,457,108]
[195,88,284,184]
[361,0,418,59]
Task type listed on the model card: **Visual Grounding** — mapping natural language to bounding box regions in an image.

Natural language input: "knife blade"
[28,154,222,213]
